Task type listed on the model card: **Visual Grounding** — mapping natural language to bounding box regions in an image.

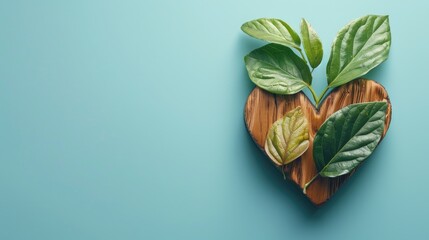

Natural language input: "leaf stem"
[315,86,330,108]
[306,85,318,105]
[317,86,329,103]
[303,173,319,194]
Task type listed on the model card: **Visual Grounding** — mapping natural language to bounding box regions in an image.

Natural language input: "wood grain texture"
[244,79,392,205]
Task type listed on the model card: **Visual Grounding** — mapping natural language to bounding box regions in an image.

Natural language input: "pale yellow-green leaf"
[264,107,310,166]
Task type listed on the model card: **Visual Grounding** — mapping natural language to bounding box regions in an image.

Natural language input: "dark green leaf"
[300,19,323,69]
[265,107,310,166]
[244,44,312,95]
[326,15,391,87]
[241,18,301,50]
[313,102,388,177]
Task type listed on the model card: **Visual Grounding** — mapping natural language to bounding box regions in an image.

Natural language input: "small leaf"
[245,44,312,95]
[326,15,391,87]
[265,107,310,166]
[313,102,388,177]
[241,18,301,50]
[300,18,323,69]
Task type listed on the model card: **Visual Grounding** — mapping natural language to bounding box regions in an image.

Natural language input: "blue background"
[0,0,427,239]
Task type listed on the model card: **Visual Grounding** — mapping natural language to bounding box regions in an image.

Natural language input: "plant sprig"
[241,15,391,108]
[242,15,392,195]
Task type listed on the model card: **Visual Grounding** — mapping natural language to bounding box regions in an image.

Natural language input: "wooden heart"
[244,79,392,205]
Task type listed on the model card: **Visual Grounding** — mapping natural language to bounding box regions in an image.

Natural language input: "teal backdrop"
[0,0,427,239]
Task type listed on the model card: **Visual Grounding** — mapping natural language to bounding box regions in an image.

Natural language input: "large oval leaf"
[313,102,388,177]
[241,18,301,50]
[244,44,312,95]
[326,15,391,87]
[300,18,323,69]
[265,107,310,166]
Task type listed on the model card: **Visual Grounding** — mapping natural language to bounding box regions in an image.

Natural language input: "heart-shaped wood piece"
[244,79,392,205]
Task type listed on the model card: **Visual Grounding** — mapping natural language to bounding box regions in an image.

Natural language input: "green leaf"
[241,18,301,50]
[265,107,310,166]
[313,102,388,177]
[300,18,323,69]
[326,15,391,87]
[244,44,312,95]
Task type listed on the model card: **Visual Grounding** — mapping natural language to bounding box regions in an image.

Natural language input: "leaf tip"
[379,101,389,110]
[240,23,249,34]
[301,18,308,25]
